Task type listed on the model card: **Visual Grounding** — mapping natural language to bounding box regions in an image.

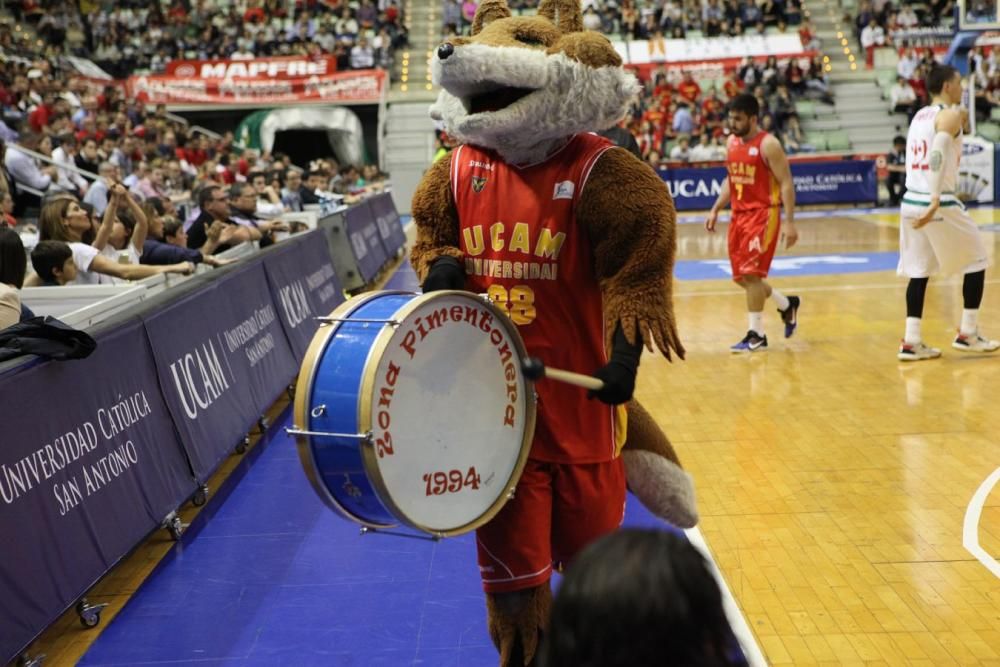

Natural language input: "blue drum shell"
[305,293,416,527]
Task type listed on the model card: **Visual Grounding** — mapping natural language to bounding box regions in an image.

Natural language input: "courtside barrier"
[0,200,401,663]
[658,158,879,211]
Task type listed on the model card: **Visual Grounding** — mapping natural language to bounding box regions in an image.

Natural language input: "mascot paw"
[623,449,699,529]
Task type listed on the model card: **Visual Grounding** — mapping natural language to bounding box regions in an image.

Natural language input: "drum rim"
[293,290,411,530]
[356,290,537,538]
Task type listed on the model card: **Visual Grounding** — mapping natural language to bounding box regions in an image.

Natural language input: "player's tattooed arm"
[929,149,943,172]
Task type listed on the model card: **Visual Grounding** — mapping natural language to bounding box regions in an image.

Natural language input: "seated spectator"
[83,162,117,216]
[5,132,61,211]
[51,134,89,196]
[781,115,814,154]
[689,133,717,162]
[886,135,907,206]
[0,226,26,329]
[248,171,287,218]
[672,101,696,137]
[799,19,820,51]
[670,135,692,162]
[228,182,288,247]
[860,18,885,69]
[30,240,77,286]
[1,192,16,228]
[539,529,740,667]
[186,185,258,255]
[36,198,193,285]
[140,198,230,267]
[351,36,376,69]
[281,169,305,211]
[74,137,100,175]
[890,76,918,118]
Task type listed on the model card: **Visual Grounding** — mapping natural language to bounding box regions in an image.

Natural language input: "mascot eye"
[515,34,546,47]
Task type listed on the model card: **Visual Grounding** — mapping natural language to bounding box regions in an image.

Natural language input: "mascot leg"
[486,586,552,667]
[623,400,699,528]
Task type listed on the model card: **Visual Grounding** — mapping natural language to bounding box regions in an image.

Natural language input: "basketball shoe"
[952,331,1000,353]
[897,340,942,362]
[731,330,767,353]
[778,296,800,338]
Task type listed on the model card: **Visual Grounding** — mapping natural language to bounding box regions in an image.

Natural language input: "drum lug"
[310,404,327,418]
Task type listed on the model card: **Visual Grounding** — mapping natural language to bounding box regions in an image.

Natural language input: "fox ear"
[471,0,512,35]
[537,0,583,33]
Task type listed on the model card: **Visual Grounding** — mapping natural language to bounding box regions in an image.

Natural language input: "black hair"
[540,529,739,667]
[926,64,959,96]
[197,184,222,208]
[30,240,71,285]
[0,227,26,288]
[729,93,759,117]
[163,217,184,239]
[893,135,906,145]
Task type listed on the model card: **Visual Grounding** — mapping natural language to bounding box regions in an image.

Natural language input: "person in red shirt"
[705,93,801,351]
[723,71,745,100]
[677,71,701,104]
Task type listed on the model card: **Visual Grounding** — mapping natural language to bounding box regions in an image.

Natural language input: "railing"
[8,144,100,181]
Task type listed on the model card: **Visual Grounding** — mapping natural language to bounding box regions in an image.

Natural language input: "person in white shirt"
[669,135,692,163]
[897,48,920,81]
[5,133,60,197]
[890,76,918,118]
[896,64,999,360]
[51,134,89,196]
[688,134,716,162]
[860,19,886,69]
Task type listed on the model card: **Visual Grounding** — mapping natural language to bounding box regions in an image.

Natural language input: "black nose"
[437,43,454,60]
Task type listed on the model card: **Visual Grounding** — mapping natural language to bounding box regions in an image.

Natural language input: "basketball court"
[27,206,995,666]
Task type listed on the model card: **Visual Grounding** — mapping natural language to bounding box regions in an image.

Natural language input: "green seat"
[876,70,897,92]
[826,130,851,151]
[978,123,1000,142]
[805,132,827,151]
[795,100,816,119]
[989,107,1000,122]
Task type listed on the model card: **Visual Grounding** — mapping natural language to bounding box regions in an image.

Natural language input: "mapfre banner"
[127,69,386,105]
[165,55,337,79]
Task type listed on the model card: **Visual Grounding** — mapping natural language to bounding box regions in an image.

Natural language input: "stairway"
[803,0,907,153]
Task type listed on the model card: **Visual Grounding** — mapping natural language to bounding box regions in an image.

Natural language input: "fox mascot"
[411,0,697,663]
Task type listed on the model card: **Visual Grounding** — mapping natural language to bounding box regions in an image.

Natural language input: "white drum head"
[359,292,534,536]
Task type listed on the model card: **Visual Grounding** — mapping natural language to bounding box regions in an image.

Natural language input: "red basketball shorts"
[475,457,626,593]
[728,207,781,281]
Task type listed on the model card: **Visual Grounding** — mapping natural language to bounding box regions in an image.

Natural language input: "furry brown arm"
[578,147,685,360]
[410,152,465,280]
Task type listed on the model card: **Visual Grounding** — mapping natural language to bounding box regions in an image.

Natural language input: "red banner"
[126,69,386,106]
[165,55,337,79]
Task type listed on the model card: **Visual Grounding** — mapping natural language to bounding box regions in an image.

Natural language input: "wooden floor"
[639,211,1000,666]
[25,212,1000,666]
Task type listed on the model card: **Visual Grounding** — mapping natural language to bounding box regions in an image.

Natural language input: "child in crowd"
[30,240,78,286]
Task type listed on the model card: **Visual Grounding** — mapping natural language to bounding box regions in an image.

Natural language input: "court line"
[963,467,1000,579]
[685,527,768,667]
[677,278,1000,297]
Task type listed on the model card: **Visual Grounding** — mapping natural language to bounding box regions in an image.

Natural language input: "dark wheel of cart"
[192,485,209,507]
[235,437,249,454]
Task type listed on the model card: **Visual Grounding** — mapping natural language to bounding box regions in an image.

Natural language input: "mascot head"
[430,0,640,165]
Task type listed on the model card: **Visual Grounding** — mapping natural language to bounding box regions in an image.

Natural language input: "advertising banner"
[614,34,806,65]
[0,321,195,663]
[143,265,297,481]
[165,55,337,79]
[344,203,389,282]
[262,231,345,359]
[367,193,408,257]
[659,159,878,211]
[127,69,386,106]
[958,134,995,203]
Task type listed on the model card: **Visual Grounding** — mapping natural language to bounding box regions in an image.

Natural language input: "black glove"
[422,256,465,292]
[588,326,642,405]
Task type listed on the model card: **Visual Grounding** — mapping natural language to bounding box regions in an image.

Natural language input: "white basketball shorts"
[898,193,990,278]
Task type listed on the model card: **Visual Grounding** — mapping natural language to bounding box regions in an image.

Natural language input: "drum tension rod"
[360,526,443,542]
[285,427,373,441]
[315,317,401,327]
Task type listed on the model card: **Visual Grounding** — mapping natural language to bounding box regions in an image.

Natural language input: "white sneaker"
[898,340,942,362]
[952,331,1000,353]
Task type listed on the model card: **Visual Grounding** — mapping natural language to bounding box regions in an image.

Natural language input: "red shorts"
[728,207,781,280]
[475,457,626,593]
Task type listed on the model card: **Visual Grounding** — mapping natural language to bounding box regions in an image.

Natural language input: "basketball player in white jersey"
[897,64,999,361]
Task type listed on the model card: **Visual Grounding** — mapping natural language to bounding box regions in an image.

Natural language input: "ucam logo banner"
[659,160,878,211]
[675,252,900,280]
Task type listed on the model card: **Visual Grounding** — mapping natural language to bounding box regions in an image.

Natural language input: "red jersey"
[451,134,621,463]
[726,131,779,212]
[677,80,701,103]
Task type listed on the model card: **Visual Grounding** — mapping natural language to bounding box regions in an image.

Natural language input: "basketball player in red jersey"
[706,93,801,352]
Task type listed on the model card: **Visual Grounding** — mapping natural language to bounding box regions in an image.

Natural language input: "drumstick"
[521,357,605,391]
